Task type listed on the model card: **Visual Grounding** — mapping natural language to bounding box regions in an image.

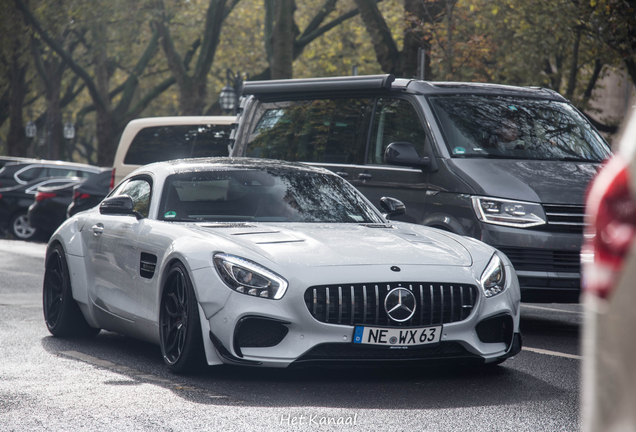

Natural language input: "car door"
[83,176,152,322]
[355,97,432,223]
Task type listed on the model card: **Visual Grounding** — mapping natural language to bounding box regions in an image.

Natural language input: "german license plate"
[353,325,442,346]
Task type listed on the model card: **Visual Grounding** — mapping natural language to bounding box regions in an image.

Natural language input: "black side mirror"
[384,142,438,172]
[380,196,406,220]
[99,195,142,219]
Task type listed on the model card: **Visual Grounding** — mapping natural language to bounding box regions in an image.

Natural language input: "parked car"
[28,177,88,237]
[0,159,102,189]
[0,177,84,240]
[43,157,521,373]
[66,168,114,218]
[112,116,236,185]
[0,156,35,169]
[581,108,636,431]
[230,74,612,303]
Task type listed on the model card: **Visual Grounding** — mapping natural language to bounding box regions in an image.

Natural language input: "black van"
[229,75,611,302]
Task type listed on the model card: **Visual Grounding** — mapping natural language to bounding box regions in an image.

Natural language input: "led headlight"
[213,253,288,299]
[480,254,506,298]
[471,196,546,228]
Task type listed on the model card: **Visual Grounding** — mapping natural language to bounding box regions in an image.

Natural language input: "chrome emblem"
[384,287,416,322]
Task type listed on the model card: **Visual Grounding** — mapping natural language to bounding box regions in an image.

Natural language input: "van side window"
[246,98,370,164]
[124,125,232,165]
[368,98,429,165]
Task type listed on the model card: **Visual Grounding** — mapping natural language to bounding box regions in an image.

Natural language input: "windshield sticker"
[453,147,466,155]
[164,211,177,218]
[508,105,517,111]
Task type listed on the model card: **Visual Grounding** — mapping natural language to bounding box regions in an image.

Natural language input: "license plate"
[353,325,442,346]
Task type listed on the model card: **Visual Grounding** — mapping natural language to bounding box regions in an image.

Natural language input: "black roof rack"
[242,74,395,96]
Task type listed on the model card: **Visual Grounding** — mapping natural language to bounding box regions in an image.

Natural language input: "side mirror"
[380,196,406,220]
[99,195,141,218]
[384,142,438,172]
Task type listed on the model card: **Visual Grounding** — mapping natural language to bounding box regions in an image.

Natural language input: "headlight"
[213,253,288,299]
[480,254,506,298]
[471,196,546,228]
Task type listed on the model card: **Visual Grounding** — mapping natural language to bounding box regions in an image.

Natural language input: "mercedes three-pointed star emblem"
[384,287,416,322]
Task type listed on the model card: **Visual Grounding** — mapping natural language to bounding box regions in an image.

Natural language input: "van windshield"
[428,95,611,162]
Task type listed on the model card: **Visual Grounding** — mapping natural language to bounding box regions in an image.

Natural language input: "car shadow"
[41,331,568,410]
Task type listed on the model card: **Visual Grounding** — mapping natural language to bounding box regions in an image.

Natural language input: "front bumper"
[192,263,521,368]
[479,223,582,303]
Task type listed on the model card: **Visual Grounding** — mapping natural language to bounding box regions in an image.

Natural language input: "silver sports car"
[43,158,521,373]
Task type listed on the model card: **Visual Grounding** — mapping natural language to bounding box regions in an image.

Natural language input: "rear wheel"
[10,212,37,240]
[159,262,206,374]
[43,244,100,337]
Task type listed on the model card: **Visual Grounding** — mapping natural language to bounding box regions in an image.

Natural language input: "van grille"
[304,283,478,327]
[542,204,586,234]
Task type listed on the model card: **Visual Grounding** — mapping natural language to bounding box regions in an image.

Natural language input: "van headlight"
[480,254,506,298]
[471,196,546,228]
[213,253,288,299]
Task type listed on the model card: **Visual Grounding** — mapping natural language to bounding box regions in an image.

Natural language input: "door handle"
[335,171,349,178]
[358,173,372,180]
[92,224,104,236]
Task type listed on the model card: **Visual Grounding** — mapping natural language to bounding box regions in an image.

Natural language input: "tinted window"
[117,178,151,218]
[159,168,382,223]
[246,99,370,164]
[124,124,233,165]
[368,98,430,164]
[17,167,44,181]
[47,168,75,178]
[428,95,610,161]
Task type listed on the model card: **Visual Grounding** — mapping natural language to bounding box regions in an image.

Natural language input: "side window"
[124,124,233,165]
[368,98,430,165]
[48,168,75,178]
[17,167,44,182]
[246,98,370,164]
[116,178,151,218]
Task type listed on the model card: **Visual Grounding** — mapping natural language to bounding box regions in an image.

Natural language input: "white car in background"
[582,108,636,431]
[43,158,521,373]
[112,116,236,185]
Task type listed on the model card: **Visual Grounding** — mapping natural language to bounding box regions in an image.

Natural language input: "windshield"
[428,95,611,162]
[158,168,383,223]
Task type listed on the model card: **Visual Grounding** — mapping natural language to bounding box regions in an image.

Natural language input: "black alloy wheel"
[43,244,100,337]
[159,263,205,373]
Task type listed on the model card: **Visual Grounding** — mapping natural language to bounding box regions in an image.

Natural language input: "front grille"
[304,283,478,327]
[497,247,580,273]
[541,204,586,234]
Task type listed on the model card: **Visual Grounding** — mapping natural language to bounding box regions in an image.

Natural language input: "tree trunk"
[7,49,27,157]
[92,23,114,167]
[353,0,399,75]
[565,27,582,100]
[270,0,296,79]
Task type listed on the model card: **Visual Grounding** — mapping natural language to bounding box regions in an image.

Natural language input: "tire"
[10,212,37,240]
[159,262,206,374]
[43,244,100,337]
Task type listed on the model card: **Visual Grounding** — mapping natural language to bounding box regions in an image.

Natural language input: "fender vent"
[140,253,157,279]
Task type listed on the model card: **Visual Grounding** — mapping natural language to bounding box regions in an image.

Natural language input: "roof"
[241,74,567,102]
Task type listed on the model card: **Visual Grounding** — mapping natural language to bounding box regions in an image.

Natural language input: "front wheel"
[159,262,206,374]
[43,244,100,337]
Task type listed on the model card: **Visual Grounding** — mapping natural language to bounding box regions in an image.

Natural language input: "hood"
[191,222,473,268]
[448,158,600,204]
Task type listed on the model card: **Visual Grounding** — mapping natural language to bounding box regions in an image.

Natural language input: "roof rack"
[242,74,395,95]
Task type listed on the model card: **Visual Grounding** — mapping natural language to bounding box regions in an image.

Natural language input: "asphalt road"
[0,239,583,431]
